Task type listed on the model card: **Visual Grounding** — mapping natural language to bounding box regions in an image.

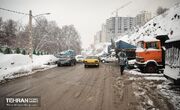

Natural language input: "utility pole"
[29,10,33,63]
[0,8,50,62]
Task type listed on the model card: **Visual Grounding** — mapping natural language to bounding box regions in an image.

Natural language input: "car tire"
[70,61,74,66]
[84,65,88,68]
[57,63,61,67]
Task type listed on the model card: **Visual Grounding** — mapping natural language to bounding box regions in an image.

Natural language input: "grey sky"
[0,0,179,48]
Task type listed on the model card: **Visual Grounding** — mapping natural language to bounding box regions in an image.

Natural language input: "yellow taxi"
[83,56,99,68]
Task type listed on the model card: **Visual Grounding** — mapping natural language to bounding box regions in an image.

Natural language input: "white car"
[104,56,118,63]
[75,55,84,63]
[127,59,136,69]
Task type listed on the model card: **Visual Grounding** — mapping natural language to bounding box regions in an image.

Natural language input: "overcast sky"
[0,0,179,48]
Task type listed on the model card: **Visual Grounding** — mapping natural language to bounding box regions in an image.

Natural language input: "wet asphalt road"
[0,63,124,110]
[0,63,175,110]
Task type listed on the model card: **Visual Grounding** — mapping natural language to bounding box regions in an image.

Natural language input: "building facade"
[94,31,101,45]
[93,11,151,45]
[106,17,135,41]
[135,11,151,26]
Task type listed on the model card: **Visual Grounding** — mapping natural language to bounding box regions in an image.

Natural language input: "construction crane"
[111,1,132,17]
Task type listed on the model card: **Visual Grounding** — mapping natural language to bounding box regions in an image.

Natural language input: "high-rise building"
[94,24,108,45]
[106,16,135,41]
[100,24,107,43]
[135,11,151,26]
[94,31,101,45]
[93,11,151,45]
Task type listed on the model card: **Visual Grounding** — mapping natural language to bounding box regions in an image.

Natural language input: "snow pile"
[93,42,111,56]
[0,54,58,81]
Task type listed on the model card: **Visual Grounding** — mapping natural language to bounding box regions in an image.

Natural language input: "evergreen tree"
[22,49,26,55]
[0,48,3,53]
[15,48,21,54]
[37,51,40,55]
[4,47,12,54]
[33,49,36,54]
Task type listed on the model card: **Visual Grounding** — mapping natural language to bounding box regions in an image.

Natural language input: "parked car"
[75,55,84,63]
[104,56,118,63]
[56,50,76,66]
[127,59,136,69]
[99,54,108,62]
[84,56,99,68]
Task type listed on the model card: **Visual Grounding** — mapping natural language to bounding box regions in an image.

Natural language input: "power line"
[0,7,29,15]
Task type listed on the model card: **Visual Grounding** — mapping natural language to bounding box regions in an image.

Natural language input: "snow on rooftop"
[166,35,180,43]
[116,35,130,43]
[137,36,159,42]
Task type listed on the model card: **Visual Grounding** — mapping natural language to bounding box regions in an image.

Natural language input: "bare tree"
[0,17,82,54]
[156,6,168,15]
[61,25,81,54]
[16,25,29,49]
[0,19,17,47]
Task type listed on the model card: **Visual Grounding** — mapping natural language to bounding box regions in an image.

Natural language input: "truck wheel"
[145,64,157,73]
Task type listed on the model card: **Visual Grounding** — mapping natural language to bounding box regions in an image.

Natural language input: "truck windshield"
[146,42,158,49]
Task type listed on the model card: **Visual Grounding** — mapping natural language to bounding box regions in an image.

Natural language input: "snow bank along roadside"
[126,69,166,81]
[0,53,59,83]
[124,69,179,110]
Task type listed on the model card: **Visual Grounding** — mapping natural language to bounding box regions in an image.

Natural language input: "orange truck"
[135,35,169,73]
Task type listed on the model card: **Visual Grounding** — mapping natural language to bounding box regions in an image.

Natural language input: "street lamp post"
[29,10,33,62]
[28,10,50,63]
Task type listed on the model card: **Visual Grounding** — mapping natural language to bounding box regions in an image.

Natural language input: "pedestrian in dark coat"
[118,51,127,75]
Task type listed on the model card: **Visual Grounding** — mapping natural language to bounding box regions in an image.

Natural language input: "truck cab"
[135,37,164,73]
